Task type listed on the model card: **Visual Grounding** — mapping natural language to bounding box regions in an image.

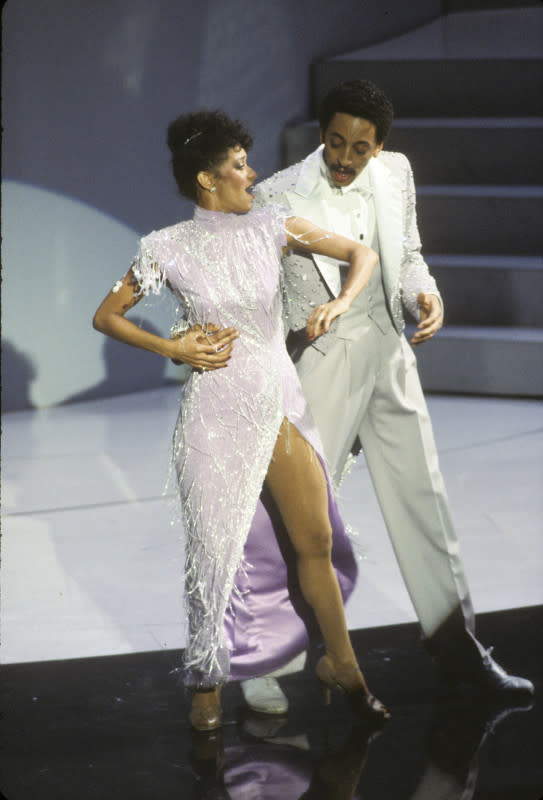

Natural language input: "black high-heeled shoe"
[316,655,390,722]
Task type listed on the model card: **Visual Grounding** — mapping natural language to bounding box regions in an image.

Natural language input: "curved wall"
[2,0,440,409]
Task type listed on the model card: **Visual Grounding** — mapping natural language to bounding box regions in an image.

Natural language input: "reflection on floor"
[2,606,542,799]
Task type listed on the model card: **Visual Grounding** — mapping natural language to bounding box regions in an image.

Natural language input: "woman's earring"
[209,186,216,193]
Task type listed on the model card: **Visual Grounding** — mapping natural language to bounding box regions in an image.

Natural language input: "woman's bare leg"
[265,419,361,678]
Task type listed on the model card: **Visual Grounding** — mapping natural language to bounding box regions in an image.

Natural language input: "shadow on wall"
[1,319,181,412]
[64,317,180,406]
[1,340,38,412]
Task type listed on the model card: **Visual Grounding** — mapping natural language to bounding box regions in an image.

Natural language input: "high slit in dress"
[132,204,357,687]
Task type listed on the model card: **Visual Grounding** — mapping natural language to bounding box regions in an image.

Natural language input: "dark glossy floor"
[2,606,542,800]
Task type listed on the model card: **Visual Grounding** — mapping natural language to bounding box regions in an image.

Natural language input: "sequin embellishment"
[131,204,325,686]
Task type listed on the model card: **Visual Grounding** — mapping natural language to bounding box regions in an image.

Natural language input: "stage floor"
[2,607,542,799]
[1,388,542,797]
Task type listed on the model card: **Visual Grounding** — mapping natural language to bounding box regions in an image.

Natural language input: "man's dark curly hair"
[167,110,253,202]
[319,80,394,145]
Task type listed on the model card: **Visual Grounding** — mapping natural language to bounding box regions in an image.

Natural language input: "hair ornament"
[184,131,203,145]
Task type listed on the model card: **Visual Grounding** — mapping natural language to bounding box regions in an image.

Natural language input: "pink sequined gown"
[132,204,357,686]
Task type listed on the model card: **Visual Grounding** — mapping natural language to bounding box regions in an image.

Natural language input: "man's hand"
[170,324,238,370]
[410,293,443,346]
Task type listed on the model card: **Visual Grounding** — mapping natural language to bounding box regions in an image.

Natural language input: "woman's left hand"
[306,296,351,341]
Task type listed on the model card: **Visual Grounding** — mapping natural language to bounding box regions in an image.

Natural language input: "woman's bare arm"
[285,217,378,340]
[93,268,237,370]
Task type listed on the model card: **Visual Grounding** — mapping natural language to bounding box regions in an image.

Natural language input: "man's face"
[321,112,383,188]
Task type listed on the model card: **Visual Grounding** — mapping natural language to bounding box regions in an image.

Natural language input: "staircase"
[282,7,543,396]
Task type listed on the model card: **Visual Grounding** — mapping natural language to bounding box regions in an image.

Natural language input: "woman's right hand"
[306,295,352,340]
[170,324,238,370]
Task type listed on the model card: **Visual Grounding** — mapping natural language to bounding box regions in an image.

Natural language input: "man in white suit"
[240,79,533,713]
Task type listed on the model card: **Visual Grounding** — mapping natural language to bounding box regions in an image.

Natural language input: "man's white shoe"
[240,677,289,715]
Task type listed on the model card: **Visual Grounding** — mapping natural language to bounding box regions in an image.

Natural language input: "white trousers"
[295,321,477,642]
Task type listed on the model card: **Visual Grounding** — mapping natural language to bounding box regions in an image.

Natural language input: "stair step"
[393,118,543,129]
[388,119,543,185]
[416,189,543,255]
[298,7,543,397]
[427,254,543,268]
[446,0,541,11]
[426,255,543,327]
[406,325,543,396]
[312,59,543,118]
[418,186,543,198]
[311,9,543,116]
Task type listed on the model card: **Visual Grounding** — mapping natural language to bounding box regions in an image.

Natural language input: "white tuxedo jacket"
[253,145,440,355]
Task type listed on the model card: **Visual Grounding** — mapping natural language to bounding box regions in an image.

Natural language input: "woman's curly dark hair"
[319,80,394,145]
[167,110,253,202]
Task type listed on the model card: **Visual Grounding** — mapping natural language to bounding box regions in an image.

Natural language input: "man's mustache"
[329,163,355,175]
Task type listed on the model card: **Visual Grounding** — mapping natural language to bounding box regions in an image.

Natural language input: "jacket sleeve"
[252,169,335,352]
[252,172,290,211]
[396,153,443,322]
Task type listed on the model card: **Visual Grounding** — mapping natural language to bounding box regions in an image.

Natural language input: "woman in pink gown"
[93,110,389,731]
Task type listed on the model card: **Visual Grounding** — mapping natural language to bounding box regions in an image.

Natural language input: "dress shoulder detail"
[131,221,195,296]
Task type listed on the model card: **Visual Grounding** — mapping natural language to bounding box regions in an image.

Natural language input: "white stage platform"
[2,387,542,664]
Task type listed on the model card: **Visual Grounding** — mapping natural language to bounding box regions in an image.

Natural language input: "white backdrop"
[2,181,181,409]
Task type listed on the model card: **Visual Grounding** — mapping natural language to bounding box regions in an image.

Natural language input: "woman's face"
[210,146,257,214]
